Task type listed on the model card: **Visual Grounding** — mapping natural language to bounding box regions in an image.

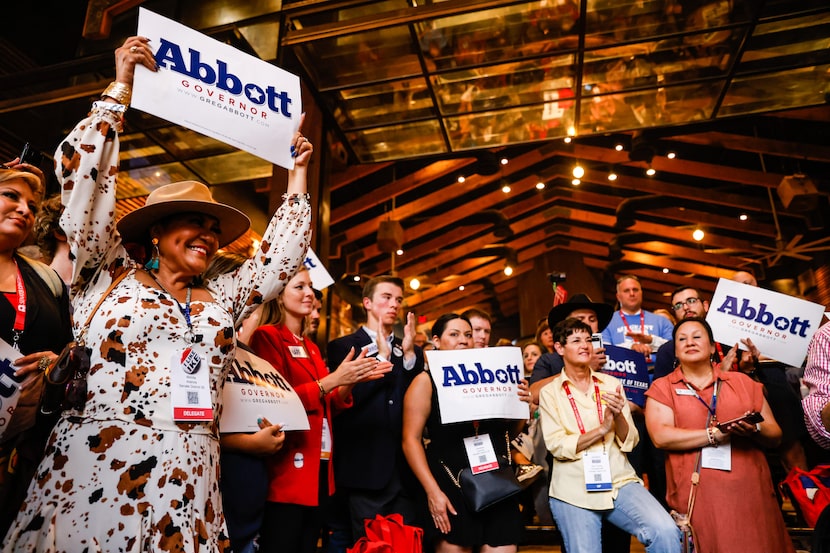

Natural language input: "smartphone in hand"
[716,411,763,432]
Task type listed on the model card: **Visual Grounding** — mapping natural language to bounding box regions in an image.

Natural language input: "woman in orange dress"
[645,317,794,553]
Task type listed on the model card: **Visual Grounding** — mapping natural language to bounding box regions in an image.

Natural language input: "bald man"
[732,270,758,287]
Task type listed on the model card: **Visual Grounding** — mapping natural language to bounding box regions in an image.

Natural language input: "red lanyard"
[4,262,27,349]
[713,343,738,371]
[619,310,644,337]
[620,310,651,361]
[563,378,603,435]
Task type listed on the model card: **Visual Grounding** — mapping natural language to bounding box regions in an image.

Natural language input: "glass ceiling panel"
[279,0,830,163]
[578,81,723,134]
[446,104,568,151]
[417,1,579,71]
[288,1,403,29]
[329,77,435,129]
[432,56,574,116]
[117,162,201,198]
[185,151,274,185]
[147,127,237,161]
[720,65,829,117]
[294,27,422,90]
[738,12,830,71]
[347,120,445,163]
[585,0,750,43]
[582,30,741,92]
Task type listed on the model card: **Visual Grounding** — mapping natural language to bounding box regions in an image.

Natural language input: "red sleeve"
[249,326,322,412]
[645,374,675,409]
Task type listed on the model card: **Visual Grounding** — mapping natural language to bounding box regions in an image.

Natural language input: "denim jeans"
[549,482,681,553]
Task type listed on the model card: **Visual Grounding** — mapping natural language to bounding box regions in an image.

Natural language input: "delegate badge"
[463,433,498,474]
[171,348,213,422]
[583,450,613,491]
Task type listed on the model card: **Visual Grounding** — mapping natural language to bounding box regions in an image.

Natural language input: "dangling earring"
[145,237,160,271]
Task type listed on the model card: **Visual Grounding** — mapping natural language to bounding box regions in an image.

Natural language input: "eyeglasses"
[672,297,701,311]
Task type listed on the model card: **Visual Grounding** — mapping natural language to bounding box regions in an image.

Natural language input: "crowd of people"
[1,34,829,553]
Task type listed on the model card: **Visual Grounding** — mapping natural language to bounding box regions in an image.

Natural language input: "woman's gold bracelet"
[101,81,132,106]
[316,379,327,398]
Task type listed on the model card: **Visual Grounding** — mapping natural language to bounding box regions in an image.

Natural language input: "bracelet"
[316,379,327,398]
[706,426,718,447]
[101,81,132,106]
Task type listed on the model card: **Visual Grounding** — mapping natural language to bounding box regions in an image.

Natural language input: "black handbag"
[441,431,521,512]
[40,271,129,415]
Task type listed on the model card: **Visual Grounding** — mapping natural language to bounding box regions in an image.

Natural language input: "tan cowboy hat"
[117,181,250,247]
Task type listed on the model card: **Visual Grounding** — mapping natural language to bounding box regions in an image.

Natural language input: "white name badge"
[393,346,403,357]
[171,348,213,422]
[288,345,308,358]
[464,433,498,474]
[675,388,697,396]
[321,417,332,460]
[701,441,732,471]
[583,450,613,491]
[363,343,379,356]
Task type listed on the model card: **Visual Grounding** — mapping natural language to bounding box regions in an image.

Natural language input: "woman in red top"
[249,267,391,553]
[645,317,792,553]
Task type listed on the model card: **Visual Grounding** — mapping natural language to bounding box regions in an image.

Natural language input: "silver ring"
[130,46,138,53]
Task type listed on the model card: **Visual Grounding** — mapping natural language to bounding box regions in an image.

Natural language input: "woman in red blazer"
[249,267,392,553]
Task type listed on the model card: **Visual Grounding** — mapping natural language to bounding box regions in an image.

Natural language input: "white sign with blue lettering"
[0,338,25,440]
[133,8,302,170]
[426,347,529,424]
[303,248,334,290]
[601,345,649,407]
[706,278,825,367]
[220,349,310,433]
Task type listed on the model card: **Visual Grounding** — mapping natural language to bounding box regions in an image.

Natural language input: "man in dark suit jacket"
[327,275,424,542]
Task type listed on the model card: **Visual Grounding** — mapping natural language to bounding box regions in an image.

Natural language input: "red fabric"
[553,284,568,307]
[347,538,393,553]
[249,324,352,506]
[781,464,830,527]
[346,514,422,553]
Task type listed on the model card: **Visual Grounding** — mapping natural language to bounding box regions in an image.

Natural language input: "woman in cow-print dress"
[2,36,312,552]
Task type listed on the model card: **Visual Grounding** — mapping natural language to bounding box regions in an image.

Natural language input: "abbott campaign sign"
[601,345,649,408]
[706,278,825,367]
[221,349,309,433]
[426,347,529,424]
[133,8,301,169]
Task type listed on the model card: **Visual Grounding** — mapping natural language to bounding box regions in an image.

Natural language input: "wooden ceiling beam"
[331,145,563,244]
[331,158,476,223]
[669,132,830,163]
[330,162,392,191]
